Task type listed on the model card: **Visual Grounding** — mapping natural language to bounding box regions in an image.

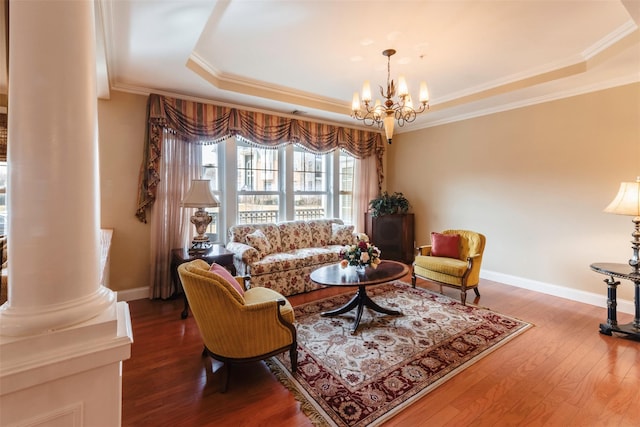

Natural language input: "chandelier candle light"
[604,177,640,273]
[181,179,220,254]
[351,49,429,144]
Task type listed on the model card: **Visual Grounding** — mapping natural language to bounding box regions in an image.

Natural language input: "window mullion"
[330,150,338,218]
[283,145,293,220]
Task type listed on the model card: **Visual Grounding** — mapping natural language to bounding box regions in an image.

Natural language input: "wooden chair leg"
[474,287,480,297]
[221,362,230,393]
[460,290,467,305]
[290,347,298,373]
[411,272,416,288]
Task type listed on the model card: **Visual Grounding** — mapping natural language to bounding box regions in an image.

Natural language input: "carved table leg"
[600,276,620,336]
[633,279,640,329]
[322,285,402,334]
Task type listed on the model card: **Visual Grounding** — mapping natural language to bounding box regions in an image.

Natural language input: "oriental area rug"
[267,281,532,427]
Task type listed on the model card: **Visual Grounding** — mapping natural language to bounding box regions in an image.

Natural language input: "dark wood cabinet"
[365,213,415,264]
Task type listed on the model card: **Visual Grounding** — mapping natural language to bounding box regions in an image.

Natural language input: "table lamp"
[604,177,640,273]
[181,179,219,254]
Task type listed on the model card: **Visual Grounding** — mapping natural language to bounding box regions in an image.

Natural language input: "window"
[201,144,221,242]
[237,140,280,224]
[338,152,355,224]
[293,147,327,220]
[198,137,359,231]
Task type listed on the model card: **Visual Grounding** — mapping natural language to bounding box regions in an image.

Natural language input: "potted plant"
[368,191,410,217]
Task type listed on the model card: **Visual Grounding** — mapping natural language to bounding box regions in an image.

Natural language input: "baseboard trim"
[481,270,635,315]
[115,286,149,302]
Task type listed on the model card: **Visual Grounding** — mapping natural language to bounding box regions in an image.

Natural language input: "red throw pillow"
[431,232,461,258]
[209,262,244,296]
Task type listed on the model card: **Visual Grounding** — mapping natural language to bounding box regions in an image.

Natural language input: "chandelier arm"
[352,110,384,127]
[395,108,416,126]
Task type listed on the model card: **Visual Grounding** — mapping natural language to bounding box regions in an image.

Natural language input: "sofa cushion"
[308,220,333,247]
[246,229,272,257]
[251,247,342,276]
[228,223,281,252]
[330,223,354,245]
[279,221,312,250]
[413,256,467,286]
[259,224,282,253]
[209,262,244,296]
[431,232,461,259]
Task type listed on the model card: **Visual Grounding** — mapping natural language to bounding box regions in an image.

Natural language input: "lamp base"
[188,239,212,255]
[188,208,213,254]
[629,216,640,274]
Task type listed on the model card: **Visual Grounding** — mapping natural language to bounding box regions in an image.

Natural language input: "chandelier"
[351,49,429,144]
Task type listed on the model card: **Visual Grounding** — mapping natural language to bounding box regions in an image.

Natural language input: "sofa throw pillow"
[431,232,461,259]
[246,229,271,257]
[209,262,244,296]
[330,223,355,245]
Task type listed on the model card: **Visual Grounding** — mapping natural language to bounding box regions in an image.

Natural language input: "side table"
[590,262,640,339]
[171,245,236,319]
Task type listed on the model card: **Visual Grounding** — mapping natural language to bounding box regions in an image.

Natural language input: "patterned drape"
[136,94,385,222]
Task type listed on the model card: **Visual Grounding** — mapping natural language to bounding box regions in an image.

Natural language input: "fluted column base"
[0,301,132,426]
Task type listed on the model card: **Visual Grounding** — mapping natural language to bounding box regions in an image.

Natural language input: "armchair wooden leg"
[290,347,298,373]
[461,290,467,306]
[474,287,480,297]
[221,362,230,393]
[411,272,416,288]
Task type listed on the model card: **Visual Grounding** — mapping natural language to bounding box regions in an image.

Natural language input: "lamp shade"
[180,179,219,208]
[604,178,640,216]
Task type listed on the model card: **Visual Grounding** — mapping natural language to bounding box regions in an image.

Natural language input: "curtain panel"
[0,113,7,161]
[136,94,384,222]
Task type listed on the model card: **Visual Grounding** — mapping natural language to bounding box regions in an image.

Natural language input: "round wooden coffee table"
[310,260,409,333]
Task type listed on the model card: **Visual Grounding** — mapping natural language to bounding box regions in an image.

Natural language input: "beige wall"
[387,83,640,302]
[97,85,640,305]
[98,91,150,294]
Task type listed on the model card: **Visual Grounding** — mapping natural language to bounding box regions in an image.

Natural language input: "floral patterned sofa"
[226,219,359,296]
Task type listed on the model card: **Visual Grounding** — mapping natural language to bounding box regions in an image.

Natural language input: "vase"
[355,264,367,275]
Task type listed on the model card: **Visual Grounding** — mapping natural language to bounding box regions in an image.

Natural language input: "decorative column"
[0,1,132,426]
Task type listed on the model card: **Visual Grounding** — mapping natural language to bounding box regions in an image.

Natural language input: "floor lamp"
[181,179,220,254]
[604,177,640,273]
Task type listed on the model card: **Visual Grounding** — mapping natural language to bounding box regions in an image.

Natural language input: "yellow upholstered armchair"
[178,259,297,392]
[411,229,486,305]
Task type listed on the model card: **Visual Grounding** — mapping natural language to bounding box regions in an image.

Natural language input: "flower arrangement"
[339,233,382,269]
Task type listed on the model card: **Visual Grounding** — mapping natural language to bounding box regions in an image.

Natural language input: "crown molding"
[411,74,640,130]
[94,0,110,99]
[582,19,638,59]
[186,52,350,116]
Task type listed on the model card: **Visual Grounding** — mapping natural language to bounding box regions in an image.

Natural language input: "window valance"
[136,94,384,223]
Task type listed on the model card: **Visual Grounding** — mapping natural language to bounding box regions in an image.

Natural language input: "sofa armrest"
[416,245,432,256]
[226,241,261,265]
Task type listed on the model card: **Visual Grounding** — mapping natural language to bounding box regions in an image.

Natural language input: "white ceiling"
[59,1,640,131]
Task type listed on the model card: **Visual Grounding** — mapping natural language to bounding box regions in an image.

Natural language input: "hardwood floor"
[122,275,640,426]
